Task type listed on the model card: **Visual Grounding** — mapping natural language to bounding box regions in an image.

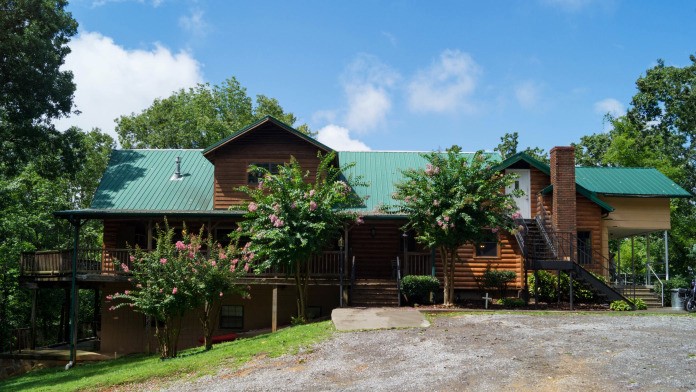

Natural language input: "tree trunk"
[293,259,310,323]
[441,246,452,306]
[201,298,222,351]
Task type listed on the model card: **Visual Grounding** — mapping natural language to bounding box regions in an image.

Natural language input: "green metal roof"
[339,151,500,215]
[90,149,214,211]
[202,116,333,156]
[575,167,691,198]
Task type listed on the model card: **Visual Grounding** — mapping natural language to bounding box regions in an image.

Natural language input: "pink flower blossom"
[230,264,236,272]
[356,216,364,224]
[231,258,239,265]
[121,263,129,273]
[211,260,217,267]
[129,304,134,308]
[106,294,113,300]
[257,180,264,189]
[272,203,280,213]
[491,227,499,233]
[248,202,258,212]
[309,189,316,197]
[172,287,178,295]
[269,214,278,223]
[433,200,440,206]
[124,290,130,295]
[160,258,167,264]
[129,255,135,262]
[273,219,284,228]
[309,201,317,211]
[136,284,142,288]
[244,263,250,272]
[219,292,224,297]
[219,252,227,260]
[291,202,297,209]
[175,241,186,251]
[443,216,450,222]
[511,212,522,220]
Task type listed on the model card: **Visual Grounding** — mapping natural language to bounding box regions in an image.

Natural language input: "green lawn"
[0,321,334,392]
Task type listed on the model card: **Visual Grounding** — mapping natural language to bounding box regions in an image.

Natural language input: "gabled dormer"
[202,116,334,210]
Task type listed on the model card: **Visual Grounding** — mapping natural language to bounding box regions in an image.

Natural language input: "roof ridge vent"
[171,156,183,181]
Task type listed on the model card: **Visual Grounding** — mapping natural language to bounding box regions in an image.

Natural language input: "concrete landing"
[331,307,430,331]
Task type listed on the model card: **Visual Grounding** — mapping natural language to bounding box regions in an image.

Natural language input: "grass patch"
[0,321,334,392]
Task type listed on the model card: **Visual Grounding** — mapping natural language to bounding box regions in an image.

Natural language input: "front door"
[505,169,531,218]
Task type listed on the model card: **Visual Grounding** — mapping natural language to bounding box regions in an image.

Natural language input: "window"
[248,163,281,184]
[475,233,499,258]
[219,305,243,329]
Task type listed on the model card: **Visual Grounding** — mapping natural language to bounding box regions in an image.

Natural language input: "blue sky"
[56,0,696,153]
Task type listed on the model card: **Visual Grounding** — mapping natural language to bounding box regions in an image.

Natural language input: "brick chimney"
[550,146,576,238]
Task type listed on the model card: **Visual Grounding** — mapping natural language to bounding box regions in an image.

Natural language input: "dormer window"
[248,162,281,184]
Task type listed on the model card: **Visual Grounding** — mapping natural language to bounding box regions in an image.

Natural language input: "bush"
[527,270,605,304]
[401,275,440,304]
[497,297,526,308]
[653,275,690,306]
[610,300,633,311]
[633,298,648,310]
[478,268,517,298]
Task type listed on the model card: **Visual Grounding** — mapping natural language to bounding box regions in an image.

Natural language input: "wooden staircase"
[616,286,663,308]
[350,279,400,307]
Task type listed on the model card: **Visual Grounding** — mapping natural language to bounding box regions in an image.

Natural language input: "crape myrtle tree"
[392,146,522,306]
[234,152,365,323]
[110,222,248,358]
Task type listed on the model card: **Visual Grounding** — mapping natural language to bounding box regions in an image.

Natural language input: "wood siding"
[208,123,327,209]
[530,167,550,216]
[600,197,671,233]
[576,194,603,272]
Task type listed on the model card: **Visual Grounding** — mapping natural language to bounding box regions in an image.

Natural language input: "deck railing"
[403,252,432,276]
[20,249,344,279]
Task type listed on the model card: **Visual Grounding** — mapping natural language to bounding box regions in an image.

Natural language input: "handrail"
[350,256,356,305]
[646,263,665,307]
[513,218,528,254]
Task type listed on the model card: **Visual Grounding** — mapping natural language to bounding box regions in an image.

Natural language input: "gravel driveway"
[163,313,696,391]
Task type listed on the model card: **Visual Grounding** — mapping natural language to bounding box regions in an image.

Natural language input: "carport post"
[664,231,669,281]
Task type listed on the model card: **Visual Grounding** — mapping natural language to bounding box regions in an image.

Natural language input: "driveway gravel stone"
[160,313,696,391]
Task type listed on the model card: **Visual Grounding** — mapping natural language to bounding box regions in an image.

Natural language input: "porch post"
[271,286,278,332]
[617,242,621,285]
[631,236,635,300]
[645,234,650,285]
[147,220,153,250]
[30,288,37,350]
[664,231,669,281]
[430,248,436,277]
[67,216,85,368]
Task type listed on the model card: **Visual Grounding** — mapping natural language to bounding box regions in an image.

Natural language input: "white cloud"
[514,81,541,109]
[341,54,399,133]
[316,124,371,151]
[92,0,164,8]
[594,98,624,117]
[54,31,204,141]
[407,49,480,113]
[179,8,209,38]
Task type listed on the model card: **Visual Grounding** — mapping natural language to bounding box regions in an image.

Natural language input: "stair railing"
[513,217,528,255]
[646,263,664,307]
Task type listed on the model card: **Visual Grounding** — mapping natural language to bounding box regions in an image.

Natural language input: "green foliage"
[654,275,690,306]
[0,320,334,392]
[116,77,311,149]
[527,271,603,303]
[477,267,517,298]
[610,300,633,311]
[0,0,78,174]
[497,297,526,308]
[401,275,440,304]
[110,222,249,357]
[632,298,648,310]
[495,132,548,162]
[234,152,365,321]
[392,146,521,305]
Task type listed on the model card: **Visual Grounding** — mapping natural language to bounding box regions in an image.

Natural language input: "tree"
[494,132,548,162]
[0,0,78,174]
[234,152,364,322]
[392,147,520,305]
[116,77,312,149]
[111,223,249,357]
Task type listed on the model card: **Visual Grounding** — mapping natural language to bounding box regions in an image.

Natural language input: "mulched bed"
[412,301,610,311]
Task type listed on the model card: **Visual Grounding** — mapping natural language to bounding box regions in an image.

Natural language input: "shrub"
[610,300,633,311]
[478,268,517,298]
[653,275,690,306]
[497,297,525,308]
[633,298,648,310]
[401,275,440,304]
[527,270,605,304]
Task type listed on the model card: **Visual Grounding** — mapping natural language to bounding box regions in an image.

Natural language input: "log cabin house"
[18,116,691,357]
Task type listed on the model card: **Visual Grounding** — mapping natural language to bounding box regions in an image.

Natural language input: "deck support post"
[271,286,278,332]
[67,216,87,368]
[30,288,37,350]
[631,236,636,300]
[569,272,574,311]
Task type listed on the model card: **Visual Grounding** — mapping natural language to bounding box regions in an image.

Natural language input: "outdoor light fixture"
[338,236,344,249]
[370,226,376,238]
